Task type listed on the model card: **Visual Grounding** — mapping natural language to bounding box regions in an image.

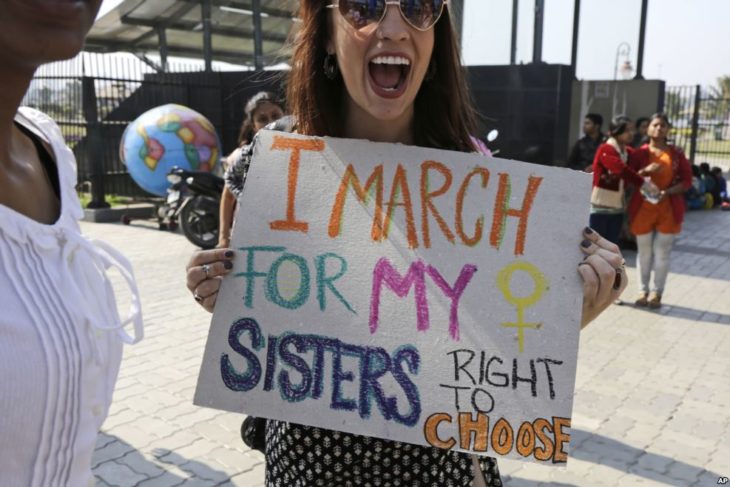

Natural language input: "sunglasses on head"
[327,0,448,32]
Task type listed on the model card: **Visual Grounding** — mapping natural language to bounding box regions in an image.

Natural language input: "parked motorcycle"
[165,166,224,249]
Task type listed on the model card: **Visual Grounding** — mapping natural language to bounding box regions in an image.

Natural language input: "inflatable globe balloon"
[120,104,221,197]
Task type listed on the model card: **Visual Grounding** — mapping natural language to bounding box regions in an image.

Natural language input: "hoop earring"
[425,59,437,82]
[324,54,339,80]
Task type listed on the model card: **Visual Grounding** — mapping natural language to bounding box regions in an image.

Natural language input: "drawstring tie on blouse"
[59,229,143,362]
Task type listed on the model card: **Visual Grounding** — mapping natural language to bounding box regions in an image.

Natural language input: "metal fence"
[665,85,730,168]
[26,55,730,206]
[23,52,227,205]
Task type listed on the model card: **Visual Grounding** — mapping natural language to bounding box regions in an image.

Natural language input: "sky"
[98,0,730,88]
[462,0,730,87]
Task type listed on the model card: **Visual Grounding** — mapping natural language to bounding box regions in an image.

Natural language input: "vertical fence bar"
[570,0,581,76]
[252,0,264,70]
[82,76,109,208]
[510,0,519,64]
[450,0,464,48]
[532,0,545,64]
[689,84,701,164]
[202,0,213,72]
[634,0,648,80]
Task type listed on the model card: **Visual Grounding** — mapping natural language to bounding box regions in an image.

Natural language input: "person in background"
[0,1,143,485]
[186,1,628,484]
[589,115,661,246]
[568,113,604,171]
[698,162,719,207]
[629,113,692,309]
[217,92,285,248]
[631,116,650,148]
[711,166,728,203]
[685,164,707,210]
[618,116,651,250]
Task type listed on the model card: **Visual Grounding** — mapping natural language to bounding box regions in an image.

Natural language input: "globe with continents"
[121,104,221,196]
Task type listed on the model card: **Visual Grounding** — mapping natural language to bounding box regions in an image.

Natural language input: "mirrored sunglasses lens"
[399,0,444,29]
[340,0,385,29]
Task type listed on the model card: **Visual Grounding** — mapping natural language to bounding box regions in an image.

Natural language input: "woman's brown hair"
[286,1,478,152]
[237,91,284,146]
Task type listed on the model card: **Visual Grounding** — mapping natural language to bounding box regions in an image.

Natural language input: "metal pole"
[157,27,168,73]
[510,0,518,64]
[634,0,648,79]
[82,76,109,209]
[252,0,264,70]
[449,0,464,49]
[689,85,701,164]
[614,42,629,81]
[532,0,544,64]
[570,0,581,74]
[201,0,212,72]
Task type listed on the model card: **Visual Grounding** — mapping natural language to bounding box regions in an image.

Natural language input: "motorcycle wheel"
[180,196,219,249]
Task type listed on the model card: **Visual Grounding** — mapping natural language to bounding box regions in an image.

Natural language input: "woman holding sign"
[0,1,143,485]
[186,0,626,484]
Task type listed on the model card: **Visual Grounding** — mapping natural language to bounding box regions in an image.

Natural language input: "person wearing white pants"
[635,232,675,300]
[627,113,693,308]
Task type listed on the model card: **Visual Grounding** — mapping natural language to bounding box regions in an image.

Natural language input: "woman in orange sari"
[628,113,692,308]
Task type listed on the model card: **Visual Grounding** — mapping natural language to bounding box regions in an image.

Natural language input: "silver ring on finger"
[202,263,211,279]
[194,289,217,303]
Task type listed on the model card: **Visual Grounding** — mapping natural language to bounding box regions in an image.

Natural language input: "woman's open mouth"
[368,55,411,99]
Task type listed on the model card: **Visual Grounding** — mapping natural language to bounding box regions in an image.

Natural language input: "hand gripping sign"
[194,131,591,465]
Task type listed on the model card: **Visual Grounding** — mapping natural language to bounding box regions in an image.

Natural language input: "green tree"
[708,76,730,140]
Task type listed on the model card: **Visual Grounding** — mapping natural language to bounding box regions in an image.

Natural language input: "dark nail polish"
[584,226,594,234]
[581,239,592,248]
[224,250,234,258]
[224,260,233,269]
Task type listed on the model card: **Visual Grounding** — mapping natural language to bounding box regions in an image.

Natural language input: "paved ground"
[87,207,730,487]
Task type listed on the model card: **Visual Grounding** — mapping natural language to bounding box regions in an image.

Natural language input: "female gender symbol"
[496,261,549,353]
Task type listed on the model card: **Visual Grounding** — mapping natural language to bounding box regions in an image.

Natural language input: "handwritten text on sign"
[195,132,591,465]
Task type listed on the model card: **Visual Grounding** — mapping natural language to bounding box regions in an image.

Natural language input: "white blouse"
[0,108,143,486]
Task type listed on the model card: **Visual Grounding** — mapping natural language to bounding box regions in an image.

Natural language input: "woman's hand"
[577,227,626,328]
[217,236,231,249]
[639,162,662,175]
[186,248,235,313]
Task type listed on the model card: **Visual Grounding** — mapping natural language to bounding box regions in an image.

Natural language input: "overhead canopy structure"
[86,0,299,70]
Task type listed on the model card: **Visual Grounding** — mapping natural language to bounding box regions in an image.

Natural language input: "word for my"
[220,317,422,427]
[268,136,543,255]
[235,246,548,347]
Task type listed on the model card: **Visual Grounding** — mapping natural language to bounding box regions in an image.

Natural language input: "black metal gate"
[665,85,730,167]
[23,52,282,205]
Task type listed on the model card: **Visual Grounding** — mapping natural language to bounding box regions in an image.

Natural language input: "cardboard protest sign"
[195,131,591,465]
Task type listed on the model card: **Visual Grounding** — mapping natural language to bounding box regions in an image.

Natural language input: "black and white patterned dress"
[264,421,502,486]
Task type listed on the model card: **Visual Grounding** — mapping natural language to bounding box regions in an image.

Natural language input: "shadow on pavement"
[571,428,722,483]
[621,302,730,324]
[623,243,730,282]
[153,447,236,483]
[501,479,576,487]
[93,434,233,485]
